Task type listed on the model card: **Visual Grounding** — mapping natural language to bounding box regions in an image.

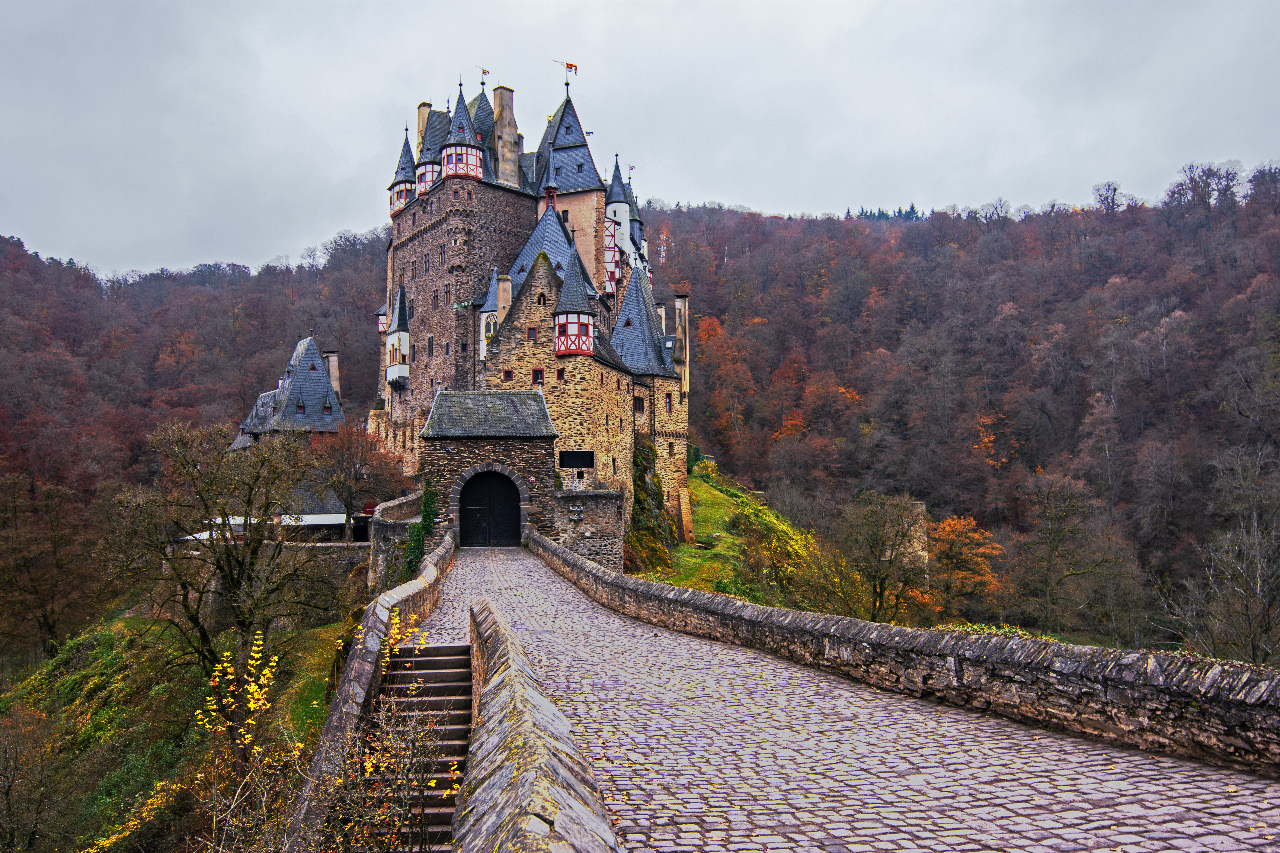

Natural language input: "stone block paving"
[408,548,1280,852]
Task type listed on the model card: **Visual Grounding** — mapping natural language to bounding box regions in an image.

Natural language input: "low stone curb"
[284,529,456,851]
[452,597,622,853]
[527,531,1280,776]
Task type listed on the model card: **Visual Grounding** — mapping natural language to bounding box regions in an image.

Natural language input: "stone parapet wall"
[284,532,456,851]
[453,597,621,853]
[527,532,1280,776]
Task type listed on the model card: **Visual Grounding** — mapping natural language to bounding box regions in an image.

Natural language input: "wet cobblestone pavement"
[409,548,1280,852]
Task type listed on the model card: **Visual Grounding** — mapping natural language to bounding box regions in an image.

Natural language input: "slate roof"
[389,283,409,333]
[553,253,596,316]
[611,268,677,378]
[606,156,627,204]
[417,109,451,166]
[237,337,345,439]
[508,206,598,296]
[543,146,603,193]
[625,179,641,219]
[445,87,482,148]
[421,391,558,439]
[591,329,630,373]
[479,267,499,313]
[533,96,603,193]
[388,133,416,189]
[468,88,495,146]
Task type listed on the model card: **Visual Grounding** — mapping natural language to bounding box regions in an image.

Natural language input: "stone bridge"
[411,547,1280,853]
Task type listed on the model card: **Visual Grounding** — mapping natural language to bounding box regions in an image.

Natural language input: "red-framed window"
[502,369,513,382]
[532,368,544,385]
[665,392,673,413]
[556,368,566,381]
[634,397,644,414]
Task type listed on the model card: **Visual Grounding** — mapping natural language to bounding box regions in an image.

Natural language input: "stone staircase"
[367,643,472,851]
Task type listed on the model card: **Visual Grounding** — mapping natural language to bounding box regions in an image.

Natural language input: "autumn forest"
[4,161,1280,669]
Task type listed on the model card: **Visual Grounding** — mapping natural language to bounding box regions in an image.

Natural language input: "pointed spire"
[607,155,627,204]
[554,254,596,316]
[389,131,416,188]
[479,266,500,313]
[389,283,410,333]
[445,84,481,147]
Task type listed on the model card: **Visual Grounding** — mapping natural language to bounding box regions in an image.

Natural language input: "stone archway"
[449,464,531,547]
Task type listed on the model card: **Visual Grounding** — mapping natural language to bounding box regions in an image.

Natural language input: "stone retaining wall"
[527,532,1280,776]
[284,531,456,851]
[368,490,422,590]
[452,597,621,853]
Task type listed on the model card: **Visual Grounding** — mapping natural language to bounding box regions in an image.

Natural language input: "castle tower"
[416,103,449,195]
[388,131,416,214]
[536,90,606,284]
[442,85,484,180]
[604,156,629,294]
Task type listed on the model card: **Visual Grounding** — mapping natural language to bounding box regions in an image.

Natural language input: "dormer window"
[577,164,584,173]
[554,166,562,176]
[323,403,332,415]
[310,363,316,371]
[297,401,305,414]
[624,318,632,327]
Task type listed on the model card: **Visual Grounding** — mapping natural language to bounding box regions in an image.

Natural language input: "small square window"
[558,323,568,336]
[453,190,460,199]
[560,210,569,224]
[555,166,562,176]
[467,191,473,200]
[323,404,332,415]
[532,368,544,385]
[576,164,583,173]
[527,327,537,342]
[502,369,514,381]
[556,368,566,381]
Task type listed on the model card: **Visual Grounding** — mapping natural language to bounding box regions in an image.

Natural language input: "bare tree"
[312,423,412,542]
[106,424,330,765]
[1167,446,1280,665]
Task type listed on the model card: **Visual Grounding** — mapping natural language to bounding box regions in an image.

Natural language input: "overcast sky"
[1,1,1276,275]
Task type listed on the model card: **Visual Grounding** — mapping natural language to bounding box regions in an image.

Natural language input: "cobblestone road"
[410,548,1280,852]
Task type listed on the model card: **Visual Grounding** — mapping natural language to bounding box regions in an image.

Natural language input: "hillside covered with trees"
[652,162,1280,659]
[3,161,1280,668]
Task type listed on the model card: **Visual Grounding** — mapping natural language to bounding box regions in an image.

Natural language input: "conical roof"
[535,95,603,192]
[388,283,410,334]
[417,109,451,166]
[607,157,627,204]
[468,88,495,145]
[444,86,482,148]
[388,133,416,189]
[611,268,676,377]
[553,252,596,316]
[479,267,500,313]
[625,178,642,220]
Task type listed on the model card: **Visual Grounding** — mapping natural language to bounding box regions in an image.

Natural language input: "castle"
[367,79,692,563]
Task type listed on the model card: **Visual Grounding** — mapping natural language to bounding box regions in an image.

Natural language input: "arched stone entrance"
[458,470,522,546]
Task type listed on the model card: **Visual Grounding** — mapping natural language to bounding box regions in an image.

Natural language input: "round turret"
[388,130,416,215]
[441,84,484,180]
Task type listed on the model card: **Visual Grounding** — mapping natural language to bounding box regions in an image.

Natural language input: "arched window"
[537,293,546,306]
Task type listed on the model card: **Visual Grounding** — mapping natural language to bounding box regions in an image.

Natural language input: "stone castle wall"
[419,436,557,539]
[550,490,625,571]
[483,256,636,515]
[528,532,1280,776]
[380,177,539,468]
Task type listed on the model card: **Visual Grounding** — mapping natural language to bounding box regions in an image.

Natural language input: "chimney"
[656,303,667,334]
[493,86,521,186]
[496,275,513,324]
[322,351,341,399]
[416,102,431,146]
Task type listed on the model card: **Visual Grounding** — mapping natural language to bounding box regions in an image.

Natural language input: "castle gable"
[238,336,344,438]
